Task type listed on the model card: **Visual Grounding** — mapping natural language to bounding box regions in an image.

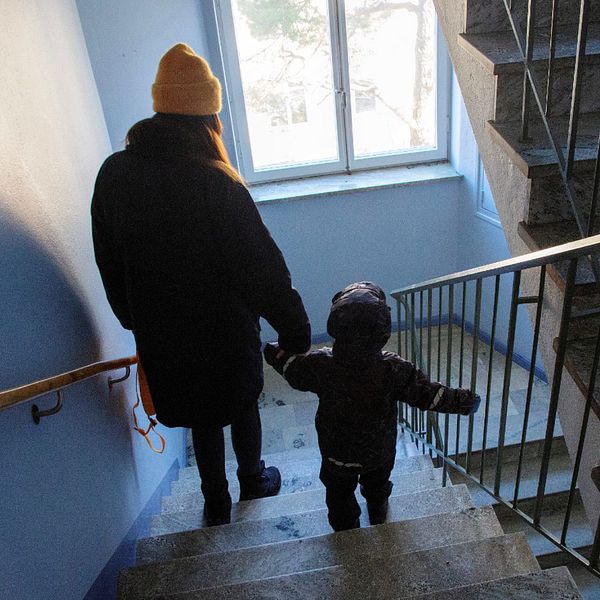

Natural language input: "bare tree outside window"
[221,0,440,179]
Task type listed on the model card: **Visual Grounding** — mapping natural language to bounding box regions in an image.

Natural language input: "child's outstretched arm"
[390,355,480,415]
[264,342,322,393]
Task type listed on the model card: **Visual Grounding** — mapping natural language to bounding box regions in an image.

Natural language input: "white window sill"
[250,162,461,205]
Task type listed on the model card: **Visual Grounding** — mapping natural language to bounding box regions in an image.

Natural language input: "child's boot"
[238,460,282,501]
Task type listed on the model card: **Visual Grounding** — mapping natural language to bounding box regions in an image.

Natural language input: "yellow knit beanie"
[152,43,222,116]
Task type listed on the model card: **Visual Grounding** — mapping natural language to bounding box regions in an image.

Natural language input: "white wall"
[0,2,184,599]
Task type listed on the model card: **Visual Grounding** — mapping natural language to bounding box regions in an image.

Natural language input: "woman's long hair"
[126,113,245,185]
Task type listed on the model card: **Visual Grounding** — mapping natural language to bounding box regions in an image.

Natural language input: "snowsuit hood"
[327,282,391,369]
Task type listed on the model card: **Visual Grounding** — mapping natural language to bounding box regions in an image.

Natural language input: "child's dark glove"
[264,343,292,374]
[466,394,481,416]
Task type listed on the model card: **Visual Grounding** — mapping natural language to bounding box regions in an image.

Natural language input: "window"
[215,0,449,183]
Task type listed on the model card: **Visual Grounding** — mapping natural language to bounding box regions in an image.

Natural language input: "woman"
[91,43,311,525]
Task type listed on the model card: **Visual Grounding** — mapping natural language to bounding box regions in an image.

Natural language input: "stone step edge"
[181,451,434,481]
[137,504,499,566]
[147,483,473,539]
[156,532,537,599]
[122,507,505,597]
[162,467,445,514]
[408,566,581,599]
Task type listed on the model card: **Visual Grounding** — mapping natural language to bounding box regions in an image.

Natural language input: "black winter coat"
[265,345,476,472]
[91,121,310,428]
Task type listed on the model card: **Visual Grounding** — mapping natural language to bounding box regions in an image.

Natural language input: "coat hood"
[327,281,391,369]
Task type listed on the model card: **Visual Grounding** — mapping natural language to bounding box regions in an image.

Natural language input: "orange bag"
[133,353,166,454]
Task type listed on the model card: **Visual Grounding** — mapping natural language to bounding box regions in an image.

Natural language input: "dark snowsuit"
[265,282,476,530]
[91,114,311,431]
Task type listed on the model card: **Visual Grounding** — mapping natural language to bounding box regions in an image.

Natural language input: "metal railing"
[502,0,600,247]
[392,234,600,576]
[0,356,137,423]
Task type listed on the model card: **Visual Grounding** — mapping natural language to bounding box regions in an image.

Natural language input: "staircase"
[117,446,581,598]
[433,0,600,581]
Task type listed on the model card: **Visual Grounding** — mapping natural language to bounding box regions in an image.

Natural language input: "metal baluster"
[560,323,600,544]
[397,295,405,431]
[520,0,537,141]
[587,132,600,237]
[480,275,501,485]
[591,464,600,570]
[495,271,522,496]
[409,293,418,443]
[466,279,482,474]
[443,285,454,487]
[513,266,546,507]
[534,259,578,524]
[437,287,442,383]
[426,289,433,453]
[420,291,425,445]
[566,0,591,179]
[545,0,559,115]
[455,282,467,464]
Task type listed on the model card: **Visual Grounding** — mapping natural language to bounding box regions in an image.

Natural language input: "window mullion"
[328,0,352,173]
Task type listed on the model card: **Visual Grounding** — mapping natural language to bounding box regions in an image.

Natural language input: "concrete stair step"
[410,566,581,599]
[450,447,576,508]
[149,481,472,537]
[518,221,599,291]
[559,334,600,421]
[459,24,600,121]
[163,464,445,514]
[140,489,474,564]
[158,533,538,599]
[121,506,503,599]
[460,23,600,74]
[496,489,595,558]
[178,452,433,485]
[487,112,600,179]
[465,0,600,35]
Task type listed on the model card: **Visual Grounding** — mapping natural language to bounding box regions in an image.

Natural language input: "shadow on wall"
[0,210,101,390]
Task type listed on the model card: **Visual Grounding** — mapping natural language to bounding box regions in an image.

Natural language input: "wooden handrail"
[0,355,138,413]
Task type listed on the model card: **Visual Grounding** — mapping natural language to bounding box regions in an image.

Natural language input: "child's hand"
[467,394,481,415]
[263,343,280,366]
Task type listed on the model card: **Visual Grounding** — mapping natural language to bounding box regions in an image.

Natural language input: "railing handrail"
[0,355,138,413]
[392,233,600,297]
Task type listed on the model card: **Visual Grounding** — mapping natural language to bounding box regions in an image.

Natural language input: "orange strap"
[133,360,166,454]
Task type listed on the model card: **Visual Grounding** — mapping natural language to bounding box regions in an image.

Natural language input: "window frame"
[214,0,450,184]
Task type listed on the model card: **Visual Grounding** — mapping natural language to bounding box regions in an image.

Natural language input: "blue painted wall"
[0,2,185,599]
[450,74,540,368]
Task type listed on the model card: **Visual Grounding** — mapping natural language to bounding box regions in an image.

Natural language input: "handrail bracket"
[108,366,132,389]
[32,390,64,424]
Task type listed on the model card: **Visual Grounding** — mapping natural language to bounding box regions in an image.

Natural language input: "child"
[264,281,480,532]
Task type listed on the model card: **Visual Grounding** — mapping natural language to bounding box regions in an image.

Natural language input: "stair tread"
[163,465,445,515]
[179,452,433,483]
[141,489,472,564]
[157,533,538,600]
[465,0,600,36]
[122,506,503,598]
[487,112,600,178]
[409,566,581,599]
[459,23,600,74]
[498,492,594,556]
[450,450,576,508]
[149,482,472,538]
